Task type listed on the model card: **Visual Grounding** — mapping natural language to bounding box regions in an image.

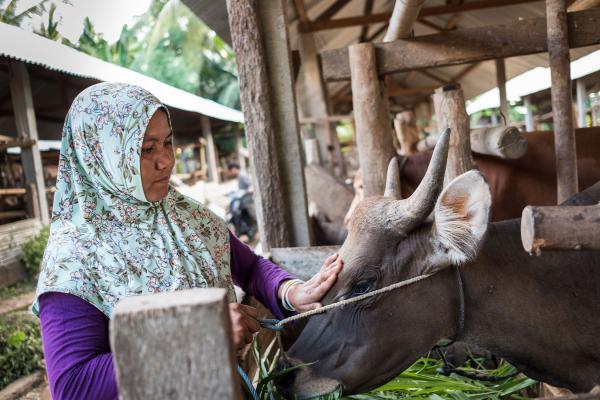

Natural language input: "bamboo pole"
[349,43,396,198]
[547,0,578,203]
[384,0,427,41]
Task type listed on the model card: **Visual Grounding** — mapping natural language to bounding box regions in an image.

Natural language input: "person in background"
[33,82,342,400]
[228,161,253,193]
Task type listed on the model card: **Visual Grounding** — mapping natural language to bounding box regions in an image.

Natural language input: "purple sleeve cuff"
[229,232,296,319]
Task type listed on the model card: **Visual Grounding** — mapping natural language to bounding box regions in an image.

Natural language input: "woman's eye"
[142,147,154,154]
[165,139,173,147]
[351,281,374,296]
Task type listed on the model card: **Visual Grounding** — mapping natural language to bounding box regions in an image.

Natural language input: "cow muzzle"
[274,356,342,399]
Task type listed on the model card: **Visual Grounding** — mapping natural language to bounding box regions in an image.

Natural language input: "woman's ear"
[432,170,492,265]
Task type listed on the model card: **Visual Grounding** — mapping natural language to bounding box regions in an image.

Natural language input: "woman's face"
[141,109,175,202]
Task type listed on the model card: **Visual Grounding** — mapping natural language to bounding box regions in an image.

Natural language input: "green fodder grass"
[0,312,44,390]
[251,345,536,400]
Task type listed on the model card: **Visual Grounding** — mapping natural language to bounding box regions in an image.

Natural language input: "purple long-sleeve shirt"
[38,232,295,400]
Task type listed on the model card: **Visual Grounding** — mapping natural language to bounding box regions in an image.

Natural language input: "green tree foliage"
[35,2,59,40]
[75,0,240,109]
[0,0,46,25]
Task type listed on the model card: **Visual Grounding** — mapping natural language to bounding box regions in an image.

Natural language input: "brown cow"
[276,129,600,399]
[344,127,600,226]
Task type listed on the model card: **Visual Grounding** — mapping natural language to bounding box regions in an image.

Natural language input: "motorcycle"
[227,190,257,243]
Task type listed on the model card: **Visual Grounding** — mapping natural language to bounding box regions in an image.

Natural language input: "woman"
[32,82,342,400]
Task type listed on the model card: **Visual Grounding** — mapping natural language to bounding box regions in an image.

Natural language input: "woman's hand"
[285,253,343,313]
[229,303,260,350]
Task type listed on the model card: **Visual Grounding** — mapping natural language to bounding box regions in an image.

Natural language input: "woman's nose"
[156,149,173,170]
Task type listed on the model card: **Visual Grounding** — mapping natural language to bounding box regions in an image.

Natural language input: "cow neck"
[434,264,465,348]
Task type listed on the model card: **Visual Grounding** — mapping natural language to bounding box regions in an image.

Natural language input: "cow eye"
[351,280,374,297]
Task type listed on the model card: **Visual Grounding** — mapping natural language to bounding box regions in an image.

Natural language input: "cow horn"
[389,128,451,233]
[384,157,402,199]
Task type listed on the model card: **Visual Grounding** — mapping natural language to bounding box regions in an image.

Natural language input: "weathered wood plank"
[271,246,340,280]
[321,8,600,81]
[110,288,241,400]
[521,204,600,254]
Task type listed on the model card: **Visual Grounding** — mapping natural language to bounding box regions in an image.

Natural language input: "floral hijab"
[32,82,235,318]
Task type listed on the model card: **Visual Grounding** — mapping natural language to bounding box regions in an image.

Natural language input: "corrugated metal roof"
[0,22,244,123]
[467,48,600,114]
[183,0,599,109]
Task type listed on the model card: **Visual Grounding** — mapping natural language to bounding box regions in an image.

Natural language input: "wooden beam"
[315,0,351,22]
[226,0,311,249]
[337,84,437,102]
[495,58,509,123]
[293,0,309,23]
[359,0,375,42]
[8,61,49,224]
[349,43,396,197]
[321,8,600,81]
[366,23,389,42]
[521,204,600,254]
[451,62,480,82]
[567,0,600,11]
[299,0,541,32]
[417,69,448,85]
[547,0,578,203]
[417,18,448,32]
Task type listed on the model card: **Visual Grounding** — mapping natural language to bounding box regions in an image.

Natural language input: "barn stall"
[90,0,600,399]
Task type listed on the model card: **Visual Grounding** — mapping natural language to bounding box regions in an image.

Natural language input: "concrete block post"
[110,288,242,400]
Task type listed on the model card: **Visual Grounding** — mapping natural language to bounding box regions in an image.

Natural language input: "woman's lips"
[155,176,170,183]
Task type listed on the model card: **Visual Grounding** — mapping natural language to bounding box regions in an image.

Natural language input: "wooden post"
[576,79,587,128]
[226,0,312,249]
[349,43,396,198]
[296,33,335,171]
[234,131,247,171]
[110,288,241,400]
[433,84,474,186]
[394,111,419,155]
[521,204,600,254]
[201,116,219,183]
[495,58,509,124]
[8,61,49,224]
[524,95,535,132]
[547,0,578,203]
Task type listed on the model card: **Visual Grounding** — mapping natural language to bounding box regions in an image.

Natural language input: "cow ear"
[432,170,491,265]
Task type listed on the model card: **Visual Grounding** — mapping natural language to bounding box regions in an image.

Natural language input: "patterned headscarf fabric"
[32,82,235,318]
